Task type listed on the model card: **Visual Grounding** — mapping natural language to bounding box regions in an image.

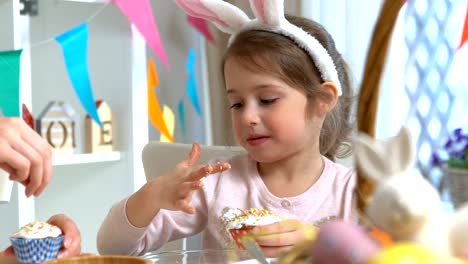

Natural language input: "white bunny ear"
[354,126,417,182]
[175,0,250,34]
[388,126,416,172]
[354,132,391,182]
[249,0,285,26]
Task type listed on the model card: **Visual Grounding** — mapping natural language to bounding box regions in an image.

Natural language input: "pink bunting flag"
[187,15,216,45]
[459,4,468,50]
[114,0,170,69]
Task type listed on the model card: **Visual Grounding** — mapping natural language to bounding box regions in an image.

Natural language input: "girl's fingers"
[177,181,204,196]
[175,199,195,214]
[252,220,300,236]
[260,245,294,258]
[186,142,201,166]
[253,230,300,247]
[186,162,231,182]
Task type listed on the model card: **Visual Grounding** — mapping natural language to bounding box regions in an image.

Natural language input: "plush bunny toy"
[354,127,451,256]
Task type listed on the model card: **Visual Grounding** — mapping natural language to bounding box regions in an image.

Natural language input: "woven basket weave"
[445,166,468,209]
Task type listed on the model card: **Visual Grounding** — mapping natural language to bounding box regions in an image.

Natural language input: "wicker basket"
[445,166,468,209]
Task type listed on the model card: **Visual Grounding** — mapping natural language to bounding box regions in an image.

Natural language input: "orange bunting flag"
[459,4,468,50]
[147,58,173,142]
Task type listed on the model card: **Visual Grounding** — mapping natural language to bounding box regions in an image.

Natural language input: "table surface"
[144,249,277,263]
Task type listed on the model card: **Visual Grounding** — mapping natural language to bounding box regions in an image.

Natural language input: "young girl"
[97,0,355,258]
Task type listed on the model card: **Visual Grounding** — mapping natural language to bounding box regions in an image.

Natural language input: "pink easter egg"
[310,220,381,264]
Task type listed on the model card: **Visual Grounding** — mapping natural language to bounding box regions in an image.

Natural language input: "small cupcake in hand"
[222,208,282,249]
[10,221,64,264]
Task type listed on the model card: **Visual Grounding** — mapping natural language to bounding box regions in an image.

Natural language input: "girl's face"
[224,57,323,163]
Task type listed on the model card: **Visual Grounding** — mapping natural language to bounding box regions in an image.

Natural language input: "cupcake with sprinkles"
[9,221,64,264]
[222,207,282,249]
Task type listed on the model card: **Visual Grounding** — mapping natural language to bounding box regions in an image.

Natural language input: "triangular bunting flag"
[186,49,201,116]
[114,0,169,69]
[147,58,173,142]
[22,104,34,130]
[0,50,22,117]
[55,23,103,127]
[178,100,186,139]
[459,3,468,50]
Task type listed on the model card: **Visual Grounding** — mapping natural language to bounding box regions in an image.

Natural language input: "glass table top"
[143,249,277,264]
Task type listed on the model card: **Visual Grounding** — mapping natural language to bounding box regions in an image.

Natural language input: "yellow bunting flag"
[160,104,175,143]
[147,58,173,142]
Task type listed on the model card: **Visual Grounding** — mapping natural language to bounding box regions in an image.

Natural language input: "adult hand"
[250,219,316,258]
[2,214,82,259]
[0,117,52,197]
[47,214,82,258]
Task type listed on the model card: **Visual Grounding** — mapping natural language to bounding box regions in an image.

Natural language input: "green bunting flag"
[0,50,22,117]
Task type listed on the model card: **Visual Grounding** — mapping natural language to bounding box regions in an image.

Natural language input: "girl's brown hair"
[222,15,354,161]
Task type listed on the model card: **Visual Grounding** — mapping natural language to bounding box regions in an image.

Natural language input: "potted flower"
[431,128,468,208]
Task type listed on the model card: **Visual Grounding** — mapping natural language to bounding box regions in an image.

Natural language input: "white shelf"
[52,151,122,166]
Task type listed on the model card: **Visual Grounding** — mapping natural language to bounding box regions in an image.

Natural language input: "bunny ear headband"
[175,0,343,96]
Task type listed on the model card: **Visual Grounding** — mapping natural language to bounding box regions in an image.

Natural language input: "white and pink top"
[97,154,357,256]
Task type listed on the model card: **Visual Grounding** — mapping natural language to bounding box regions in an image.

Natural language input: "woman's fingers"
[12,141,44,197]
[0,118,53,197]
[2,246,15,256]
[47,214,81,258]
[21,127,52,197]
[0,143,30,183]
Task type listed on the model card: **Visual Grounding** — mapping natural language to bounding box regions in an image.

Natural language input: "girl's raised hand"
[151,142,231,214]
[250,219,315,258]
[127,142,231,228]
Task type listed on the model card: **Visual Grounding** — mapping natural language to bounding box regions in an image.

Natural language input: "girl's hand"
[0,117,52,197]
[250,219,315,258]
[152,142,231,214]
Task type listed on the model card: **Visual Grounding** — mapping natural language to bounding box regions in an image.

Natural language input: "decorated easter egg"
[309,220,380,264]
[368,243,454,264]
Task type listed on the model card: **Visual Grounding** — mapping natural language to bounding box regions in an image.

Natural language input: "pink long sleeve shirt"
[97,154,357,255]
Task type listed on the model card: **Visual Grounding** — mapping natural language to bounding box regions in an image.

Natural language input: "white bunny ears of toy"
[354,126,416,182]
[175,0,343,96]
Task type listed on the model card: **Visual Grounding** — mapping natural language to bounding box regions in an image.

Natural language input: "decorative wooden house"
[85,100,114,153]
[36,101,77,156]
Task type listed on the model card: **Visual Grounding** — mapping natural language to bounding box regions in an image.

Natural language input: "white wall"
[28,2,135,254]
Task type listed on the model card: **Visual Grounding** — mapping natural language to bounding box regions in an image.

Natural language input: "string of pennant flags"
[1,0,467,142]
[0,0,216,143]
